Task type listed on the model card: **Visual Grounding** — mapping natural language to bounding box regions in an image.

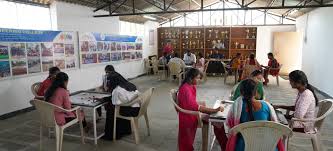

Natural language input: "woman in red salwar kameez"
[177,68,224,151]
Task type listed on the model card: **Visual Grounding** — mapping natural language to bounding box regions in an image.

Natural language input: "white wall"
[256,25,296,65]
[296,7,333,96]
[0,1,159,116]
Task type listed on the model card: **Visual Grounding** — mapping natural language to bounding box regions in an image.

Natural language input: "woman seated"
[222,79,285,151]
[44,72,89,131]
[102,72,141,140]
[195,52,205,73]
[273,70,318,133]
[241,53,261,80]
[177,68,224,151]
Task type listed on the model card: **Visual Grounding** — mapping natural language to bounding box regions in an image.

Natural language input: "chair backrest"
[229,121,292,151]
[230,83,239,100]
[32,99,59,128]
[144,58,152,68]
[31,82,42,97]
[138,87,155,117]
[169,89,200,116]
[314,99,333,130]
[168,62,182,75]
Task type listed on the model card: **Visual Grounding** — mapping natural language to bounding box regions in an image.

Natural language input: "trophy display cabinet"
[158,26,257,59]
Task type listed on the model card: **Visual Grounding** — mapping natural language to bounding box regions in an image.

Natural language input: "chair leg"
[224,74,227,84]
[58,128,64,151]
[131,119,140,144]
[113,108,117,141]
[201,124,208,151]
[55,126,60,151]
[144,113,150,136]
[276,75,279,86]
[79,120,85,144]
[40,126,43,151]
[311,134,321,151]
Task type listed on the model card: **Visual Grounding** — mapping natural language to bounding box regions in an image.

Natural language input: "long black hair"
[48,67,60,78]
[44,72,69,102]
[107,72,137,92]
[289,70,319,106]
[240,79,258,121]
[181,68,201,86]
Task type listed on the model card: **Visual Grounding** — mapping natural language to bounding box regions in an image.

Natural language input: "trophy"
[193,41,196,49]
[245,29,250,39]
[215,30,219,38]
[189,31,193,39]
[168,31,172,39]
[252,29,256,38]
[182,31,185,38]
[198,31,201,38]
[182,42,185,49]
[240,44,245,49]
[225,30,229,38]
[221,31,225,39]
[200,42,204,48]
[189,41,192,49]
[195,30,198,39]
[197,40,200,49]
[235,41,239,49]
[208,29,212,38]
[185,30,189,39]
[174,42,177,49]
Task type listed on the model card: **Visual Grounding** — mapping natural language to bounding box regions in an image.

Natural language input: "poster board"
[0,28,77,80]
[79,32,143,66]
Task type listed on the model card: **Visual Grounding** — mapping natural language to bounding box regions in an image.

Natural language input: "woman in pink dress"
[177,68,224,151]
[44,72,88,130]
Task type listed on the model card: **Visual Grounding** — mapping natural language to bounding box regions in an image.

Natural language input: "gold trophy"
[221,31,225,39]
[185,30,189,39]
[252,29,256,38]
[245,29,250,39]
[198,31,201,38]
[195,30,198,39]
[174,42,177,49]
[193,41,196,49]
[235,41,239,49]
[189,41,192,49]
[215,29,219,38]
[225,30,229,38]
[181,31,185,38]
[189,31,193,39]
[208,29,212,38]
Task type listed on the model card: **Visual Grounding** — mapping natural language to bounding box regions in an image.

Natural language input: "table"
[206,100,289,151]
[70,90,111,145]
[207,100,233,151]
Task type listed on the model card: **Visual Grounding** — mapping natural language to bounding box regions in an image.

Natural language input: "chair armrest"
[291,117,319,122]
[116,95,141,107]
[60,106,81,112]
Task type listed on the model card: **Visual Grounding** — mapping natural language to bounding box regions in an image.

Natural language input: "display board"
[79,32,143,66]
[0,28,76,79]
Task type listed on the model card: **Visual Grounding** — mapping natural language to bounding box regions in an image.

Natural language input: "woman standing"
[195,52,205,73]
[273,70,318,133]
[177,68,223,151]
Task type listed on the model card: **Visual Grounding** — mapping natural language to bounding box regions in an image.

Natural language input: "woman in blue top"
[236,79,273,151]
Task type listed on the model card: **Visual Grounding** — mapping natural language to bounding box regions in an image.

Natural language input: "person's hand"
[272,104,280,109]
[215,106,224,113]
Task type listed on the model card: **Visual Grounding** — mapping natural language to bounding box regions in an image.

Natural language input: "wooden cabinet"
[158,26,257,59]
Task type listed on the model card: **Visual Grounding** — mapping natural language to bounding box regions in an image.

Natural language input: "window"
[119,21,144,36]
[0,1,52,30]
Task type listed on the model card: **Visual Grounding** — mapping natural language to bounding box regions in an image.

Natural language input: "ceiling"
[14,0,333,24]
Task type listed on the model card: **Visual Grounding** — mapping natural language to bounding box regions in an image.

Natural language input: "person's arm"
[273,104,295,111]
[199,105,223,114]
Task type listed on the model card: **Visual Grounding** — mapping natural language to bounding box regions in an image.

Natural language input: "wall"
[0,1,159,116]
[256,25,296,65]
[296,7,333,96]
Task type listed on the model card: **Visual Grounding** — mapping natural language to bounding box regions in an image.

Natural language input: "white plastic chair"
[32,99,84,151]
[289,99,333,151]
[31,82,44,100]
[268,64,282,86]
[229,121,292,151]
[113,87,155,144]
[169,89,208,151]
[168,62,184,86]
[144,58,154,75]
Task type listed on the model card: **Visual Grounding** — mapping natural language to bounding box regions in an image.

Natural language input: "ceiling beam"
[94,0,120,12]
[94,3,333,17]
[143,0,164,10]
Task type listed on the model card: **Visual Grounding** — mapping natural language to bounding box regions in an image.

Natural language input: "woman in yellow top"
[229,53,242,81]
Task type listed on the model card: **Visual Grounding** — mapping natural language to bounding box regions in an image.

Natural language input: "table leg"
[93,107,97,145]
[207,120,212,151]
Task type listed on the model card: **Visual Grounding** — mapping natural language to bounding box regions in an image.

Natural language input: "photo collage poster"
[0,28,76,79]
[79,32,143,65]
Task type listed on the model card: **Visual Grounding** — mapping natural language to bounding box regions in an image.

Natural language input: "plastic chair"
[268,64,282,86]
[168,62,184,86]
[229,121,292,151]
[289,99,333,151]
[32,99,85,151]
[113,87,155,144]
[144,58,154,75]
[169,89,208,151]
[31,82,44,100]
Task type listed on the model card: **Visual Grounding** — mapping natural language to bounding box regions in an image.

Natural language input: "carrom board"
[70,91,110,107]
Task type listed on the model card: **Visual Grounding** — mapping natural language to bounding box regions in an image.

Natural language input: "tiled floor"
[0,75,332,151]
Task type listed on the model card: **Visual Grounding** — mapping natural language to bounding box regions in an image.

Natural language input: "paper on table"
[211,100,232,118]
